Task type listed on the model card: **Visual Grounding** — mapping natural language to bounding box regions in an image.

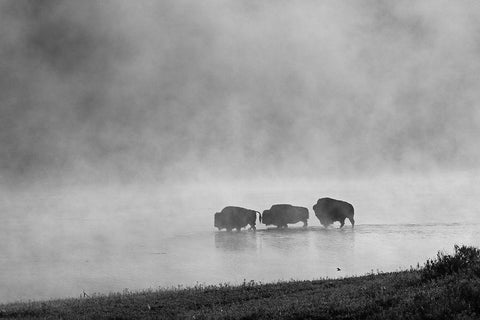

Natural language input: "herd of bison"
[214,197,355,231]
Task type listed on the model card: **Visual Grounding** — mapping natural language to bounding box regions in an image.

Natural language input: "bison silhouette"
[214,206,261,232]
[262,204,309,228]
[313,198,355,228]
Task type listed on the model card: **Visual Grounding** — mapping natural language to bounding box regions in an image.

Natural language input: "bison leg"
[227,228,232,232]
[339,219,345,228]
[302,220,308,228]
[250,224,256,231]
[349,217,355,228]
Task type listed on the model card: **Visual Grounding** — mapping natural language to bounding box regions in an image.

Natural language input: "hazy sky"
[1,0,480,187]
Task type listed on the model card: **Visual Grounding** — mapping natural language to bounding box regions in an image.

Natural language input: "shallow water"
[1,177,480,303]
[1,219,479,303]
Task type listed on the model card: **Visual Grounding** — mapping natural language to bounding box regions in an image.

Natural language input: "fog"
[1,0,480,302]
[2,0,480,187]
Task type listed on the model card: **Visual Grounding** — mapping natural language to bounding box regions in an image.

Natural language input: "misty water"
[4,0,480,311]
[1,176,480,303]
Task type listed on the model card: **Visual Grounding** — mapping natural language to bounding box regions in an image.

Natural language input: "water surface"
[1,219,478,303]
[1,178,479,303]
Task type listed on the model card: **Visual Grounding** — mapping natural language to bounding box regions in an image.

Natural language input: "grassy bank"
[2,245,480,319]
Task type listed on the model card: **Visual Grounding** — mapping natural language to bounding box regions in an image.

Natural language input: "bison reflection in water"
[313,198,355,228]
[262,204,309,229]
[214,206,261,232]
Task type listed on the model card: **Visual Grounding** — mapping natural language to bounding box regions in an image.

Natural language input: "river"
[1,177,479,303]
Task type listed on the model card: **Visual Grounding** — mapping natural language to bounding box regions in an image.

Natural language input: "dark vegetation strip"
[1,245,480,319]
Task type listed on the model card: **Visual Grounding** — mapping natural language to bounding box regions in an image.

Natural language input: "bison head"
[261,209,272,225]
[313,203,332,227]
[214,212,223,229]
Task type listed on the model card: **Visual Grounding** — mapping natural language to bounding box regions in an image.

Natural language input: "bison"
[313,198,355,228]
[214,206,261,232]
[262,204,309,228]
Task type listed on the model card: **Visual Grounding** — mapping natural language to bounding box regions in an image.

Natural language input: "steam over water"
[2,0,480,305]
[1,177,479,303]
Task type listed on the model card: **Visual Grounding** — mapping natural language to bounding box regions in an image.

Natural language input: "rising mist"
[1,0,480,188]
[2,1,480,304]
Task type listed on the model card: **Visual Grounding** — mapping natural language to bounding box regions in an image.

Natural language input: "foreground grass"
[2,246,480,319]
